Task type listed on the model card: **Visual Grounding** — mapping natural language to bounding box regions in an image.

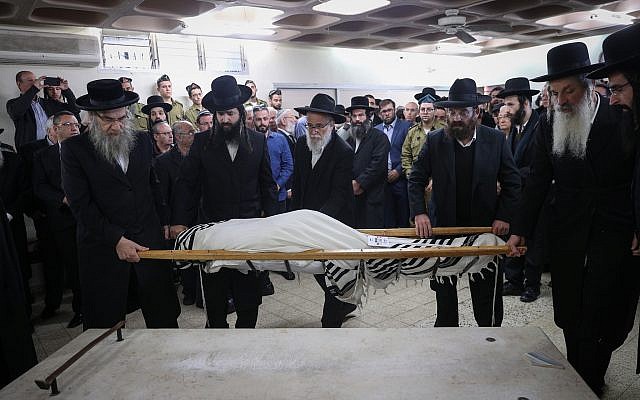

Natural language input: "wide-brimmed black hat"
[414,87,441,103]
[345,96,376,113]
[434,78,491,108]
[76,79,139,111]
[496,77,540,98]
[335,104,346,115]
[201,75,252,112]
[141,95,172,115]
[294,93,346,123]
[531,42,600,82]
[587,24,640,79]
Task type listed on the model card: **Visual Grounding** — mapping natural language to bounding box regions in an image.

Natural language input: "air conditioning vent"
[0,29,100,67]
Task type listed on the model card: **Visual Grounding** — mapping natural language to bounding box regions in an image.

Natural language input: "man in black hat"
[586,22,640,377]
[61,78,180,329]
[345,96,389,229]
[170,75,277,329]
[142,95,172,132]
[157,74,184,125]
[506,42,639,395]
[291,93,356,328]
[409,78,520,328]
[495,77,543,303]
[118,77,147,131]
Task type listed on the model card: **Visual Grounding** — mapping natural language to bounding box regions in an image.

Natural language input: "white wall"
[0,29,607,149]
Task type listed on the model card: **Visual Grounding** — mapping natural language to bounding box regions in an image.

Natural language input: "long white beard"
[306,131,332,155]
[88,117,136,165]
[552,92,594,159]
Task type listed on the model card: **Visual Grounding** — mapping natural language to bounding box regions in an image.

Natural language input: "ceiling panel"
[0,0,637,56]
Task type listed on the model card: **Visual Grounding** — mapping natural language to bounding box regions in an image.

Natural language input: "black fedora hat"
[414,87,441,102]
[345,96,376,113]
[587,24,640,79]
[531,42,600,82]
[335,104,347,116]
[201,75,252,112]
[76,79,139,111]
[141,95,172,115]
[434,78,490,108]
[496,77,540,98]
[295,94,346,123]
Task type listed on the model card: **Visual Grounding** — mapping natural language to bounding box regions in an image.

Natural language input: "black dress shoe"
[273,270,296,281]
[502,282,523,296]
[261,278,275,296]
[40,307,57,320]
[183,295,195,306]
[520,287,540,303]
[67,313,83,329]
[226,297,236,314]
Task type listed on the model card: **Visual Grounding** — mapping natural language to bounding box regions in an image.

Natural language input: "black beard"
[220,119,242,142]
[255,125,268,134]
[513,105,526,125]
[445,121,474,142]
[351,119,371,139]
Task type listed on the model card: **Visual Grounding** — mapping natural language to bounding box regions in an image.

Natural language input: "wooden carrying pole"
[139,245,521,261]
[358,227,492,237]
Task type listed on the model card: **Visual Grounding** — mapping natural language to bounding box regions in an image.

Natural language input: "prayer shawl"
[175,210,503,304]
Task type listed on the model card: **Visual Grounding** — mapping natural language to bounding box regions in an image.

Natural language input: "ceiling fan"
[430,9,513,44]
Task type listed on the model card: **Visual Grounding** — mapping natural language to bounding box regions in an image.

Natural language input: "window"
[101,31,153,70]
[154,33,199,71]
[199,37,247,73]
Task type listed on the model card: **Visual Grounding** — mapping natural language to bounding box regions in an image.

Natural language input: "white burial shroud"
[175,210,504,304]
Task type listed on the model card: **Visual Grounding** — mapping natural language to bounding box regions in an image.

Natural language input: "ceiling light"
[313,0,390,16]
[537,9,634,28]
[181,6,283,36]
[433,43,481,55]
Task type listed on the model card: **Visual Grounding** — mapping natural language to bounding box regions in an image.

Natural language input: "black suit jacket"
[292,132,354,227]
[506,110,540,186]
[347,128,389,228]
[154,146,184,225]
[171,129,277,225]
[32,143,76,231]
[408,125,521,227]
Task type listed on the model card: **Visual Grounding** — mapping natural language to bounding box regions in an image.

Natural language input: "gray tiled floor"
[31,272,639,399]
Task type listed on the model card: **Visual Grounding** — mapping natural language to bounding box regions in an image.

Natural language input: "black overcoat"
[61,131,180,329]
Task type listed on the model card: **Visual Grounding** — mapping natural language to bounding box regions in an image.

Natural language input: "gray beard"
[552,92,594,159]
[306,131,332,155]
[88,118,136,165]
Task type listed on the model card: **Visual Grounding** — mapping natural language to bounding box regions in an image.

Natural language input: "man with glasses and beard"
[292,93,355,328]
[586,23,640,379]
[61,79,180,330]
[409,78,520,329]
[506,42,639,396]
[345,96,389,229]
[170,75,277,329]
[495,78,544,303]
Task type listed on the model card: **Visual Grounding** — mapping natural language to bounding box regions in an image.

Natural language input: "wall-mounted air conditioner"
[0,29,100,67]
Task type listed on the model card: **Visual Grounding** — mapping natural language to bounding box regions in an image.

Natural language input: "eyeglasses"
[55,122,80,128]
[305,121,332,131]
[177,131,196,136]
[497,114,511,120]
[446,108,474,118]
[607,81,632,96]
[97,114,128,125]
[155,131,172,136]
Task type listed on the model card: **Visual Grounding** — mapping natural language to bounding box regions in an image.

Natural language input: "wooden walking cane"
[35,320,125,396]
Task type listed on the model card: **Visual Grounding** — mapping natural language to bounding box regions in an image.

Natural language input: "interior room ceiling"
[1,0,638,56]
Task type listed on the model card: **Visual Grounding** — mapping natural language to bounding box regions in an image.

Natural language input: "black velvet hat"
[434,78,491,108]
[587,23,640,79]
[496,77,540,98]
[76,79,139,111]
[414,87,441,103]
[531,42,600,82]
[345,96,377,113]
[335,104,347,115]
[202,75,252,112]
[295,94,346,123]
[141,95,172,115]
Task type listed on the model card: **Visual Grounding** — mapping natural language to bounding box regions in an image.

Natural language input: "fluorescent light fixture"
[181,6,283,36]
[538,9,634,28]
[313,0,390,16]
[433,43,481,55]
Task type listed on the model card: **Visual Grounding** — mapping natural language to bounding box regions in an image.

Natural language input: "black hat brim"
[345,105,377,113]
[294,106,346,124]
[530,64,601,82]
[496,89,540,99]
[586,55,640,79]
[141,102,173,115]
[434,94,490,108]
[201,85,252,112]
[76,91,139,112]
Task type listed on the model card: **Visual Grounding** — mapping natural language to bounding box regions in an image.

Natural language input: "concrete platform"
[1,327,596,399]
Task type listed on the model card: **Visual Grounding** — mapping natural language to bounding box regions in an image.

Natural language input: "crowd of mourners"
[1,24,640,396]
